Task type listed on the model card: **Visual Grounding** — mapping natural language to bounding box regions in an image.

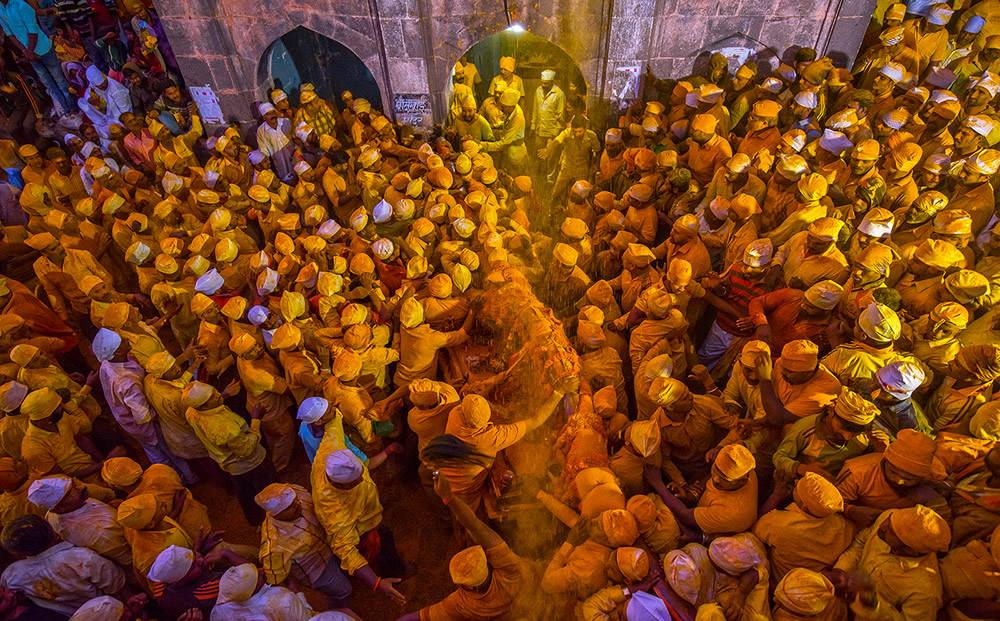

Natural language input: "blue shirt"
[0,0,52,55]
[297,422,368,465]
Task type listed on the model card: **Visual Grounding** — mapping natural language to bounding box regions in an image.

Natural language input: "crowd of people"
[2,0,1000,618]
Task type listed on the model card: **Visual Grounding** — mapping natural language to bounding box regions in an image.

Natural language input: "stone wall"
[154,0,877,127]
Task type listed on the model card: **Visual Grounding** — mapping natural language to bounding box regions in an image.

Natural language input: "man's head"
[0,515,55,558]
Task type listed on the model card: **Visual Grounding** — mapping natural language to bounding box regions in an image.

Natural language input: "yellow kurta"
[184,405,266,475]
[143,373,209,459]
[310,428,382,575]
[834,511,943,620]
[21,414,95,477]
[753,503,855,580]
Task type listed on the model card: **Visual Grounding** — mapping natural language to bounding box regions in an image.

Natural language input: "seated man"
[836,429,948,527]
[773,387,876,481]
[646,444,758,537]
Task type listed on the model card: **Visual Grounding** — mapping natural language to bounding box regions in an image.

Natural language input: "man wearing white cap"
[699,238,775,370]
[77,67,133,140]
[213,562,314,621]
[311,448,407,604]
[787,90,821,141]
[749,280,845,354]
[823,302,926,394]
[872,360,931,438]
[94,328,197,484]
[256,103,295,182]
[256,482,352,607]
[901,3,953,73]
[30,473,134,566]
[942,16,985,67]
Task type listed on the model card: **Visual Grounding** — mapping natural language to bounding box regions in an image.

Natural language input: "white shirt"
[0,542,125,615]
[256,118,295,182]
[532,85,566,138]
[99,359,157,444]
[210,584,313,621]
[46,499,132,566]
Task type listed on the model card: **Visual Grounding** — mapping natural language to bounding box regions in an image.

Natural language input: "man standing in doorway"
[532,69,565,182]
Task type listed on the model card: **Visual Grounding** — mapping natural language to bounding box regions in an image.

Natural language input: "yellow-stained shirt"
[421,542,526,621]
[143,373,209,460]
[184,405,265,475]
[834,511,943,621]
[21,414,95,477]
[260,485,334,586]
[753,503,855,580]
[693,472,758,535]
[394,324,468,387]
[310,431,382,575]
[46,499,132,566]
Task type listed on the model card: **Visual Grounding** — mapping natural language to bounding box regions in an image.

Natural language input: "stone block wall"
[155,0,877,127]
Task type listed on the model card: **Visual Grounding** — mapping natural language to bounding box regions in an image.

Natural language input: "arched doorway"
[446,30,586,129]
[261,26,382,111]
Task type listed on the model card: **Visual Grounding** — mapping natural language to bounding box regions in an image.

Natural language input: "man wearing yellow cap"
[736,99,783,156]
[182,381,271,524]
[822,302,926,394]
[754,473,855,581]
[20,388,126,480]
[231,333,295,473]
[749,280,842,355]
[836,429,948,528]
[925,344,1000,433]
[26,231,107,326]
[773,388,875,480]
[609,420,661,497]
[646,443,758,536]
[772,217,848,286]
[482,87,528,176]
[399,472,526,621]
[832,505,949,619]
[951,148,1000,236]
[880,141,921,212]
[653,214,712,280]
[680,113,733,187]
[394,297,474,388]
[894,238,965,315]
[441,378,577,514]
[647,376,735,487]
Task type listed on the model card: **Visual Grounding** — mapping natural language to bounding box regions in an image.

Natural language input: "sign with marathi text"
[393,93,432,127]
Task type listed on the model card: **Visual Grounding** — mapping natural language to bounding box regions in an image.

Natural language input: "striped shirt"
[150,571,221,617]
[716,265,770,336]
[53,0,93,37]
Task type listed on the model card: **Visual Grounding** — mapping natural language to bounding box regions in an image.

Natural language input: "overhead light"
[506,23,525,33]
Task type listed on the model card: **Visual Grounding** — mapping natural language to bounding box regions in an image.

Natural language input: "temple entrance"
[261,26,382,111]
[446,29,586,129]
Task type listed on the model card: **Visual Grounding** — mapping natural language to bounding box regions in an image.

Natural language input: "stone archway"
[444,30,587,128]
[258,26,383,112]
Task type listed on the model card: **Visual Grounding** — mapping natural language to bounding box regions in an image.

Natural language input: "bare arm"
[433,473,503,549]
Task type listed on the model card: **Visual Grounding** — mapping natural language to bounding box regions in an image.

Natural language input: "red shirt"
[748,288,830,355]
